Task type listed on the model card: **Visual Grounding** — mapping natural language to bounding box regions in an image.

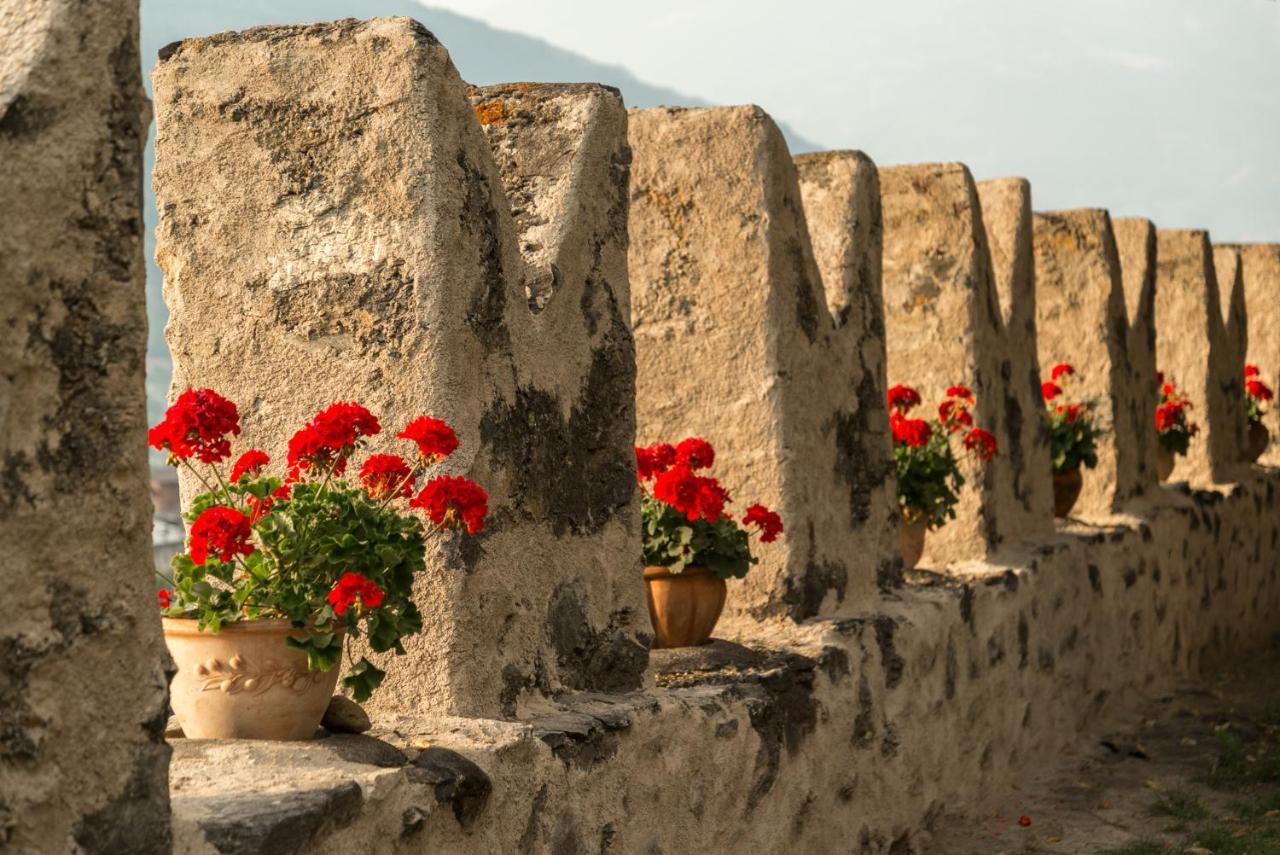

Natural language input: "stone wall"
[0,0,170,851]
[1032,209,1149,515]
[151,18,648,719]
[1231,244,1280,465]
[10,11,1280,854]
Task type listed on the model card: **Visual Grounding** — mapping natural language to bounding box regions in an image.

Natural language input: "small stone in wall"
[322,696,372,734]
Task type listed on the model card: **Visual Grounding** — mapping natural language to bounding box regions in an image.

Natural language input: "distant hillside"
[140,1,820,423]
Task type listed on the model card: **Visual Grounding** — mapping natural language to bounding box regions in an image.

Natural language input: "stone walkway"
[932,644,1280,854]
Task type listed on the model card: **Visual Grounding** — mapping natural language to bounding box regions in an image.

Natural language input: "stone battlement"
[4,10,1280,854]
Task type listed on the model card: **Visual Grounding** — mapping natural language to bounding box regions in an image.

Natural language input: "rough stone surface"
[168,474,1280,854]
[1112,218,1162,490]
[1212,244,1252,460]
[880,164,1013,565]
[1154,230,1245,484]
[1228,243,1280,464]
[628,108,897,620]
[976,179,1055,537]
[151,18,648,717]
[322,696,371,734]
[1033,209,1148,514]
[0,1,171,851]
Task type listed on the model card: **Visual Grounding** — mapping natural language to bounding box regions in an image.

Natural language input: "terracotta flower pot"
[643,565,726,649]
[1052,467,1083,519]
[163,618,343,740]
[1156,447,1175,482]
[1247,420,1269,463]
[899,514,928,572]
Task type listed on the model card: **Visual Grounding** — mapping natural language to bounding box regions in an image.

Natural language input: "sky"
[416,0,1280,243]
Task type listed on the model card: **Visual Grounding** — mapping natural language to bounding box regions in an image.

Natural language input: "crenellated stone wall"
[1032,209,1151,515]
[1155,230,1246,485]
[8,12,1280,854]
[627,107,896,619]
[0,0,171,851]
[151,18,648,719]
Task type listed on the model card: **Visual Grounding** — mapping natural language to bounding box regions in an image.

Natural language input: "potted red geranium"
[636,438,782,648]
[1154,374,1198,481]
[150,389,487,740]
[888,384,998,570]
[1245,364,1273,462]
[1040,363,1101,518]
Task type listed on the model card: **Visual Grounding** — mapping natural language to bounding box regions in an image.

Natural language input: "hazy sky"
[419,0,1280,242]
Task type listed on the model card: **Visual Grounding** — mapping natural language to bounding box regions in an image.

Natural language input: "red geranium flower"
[939,399,973,432]
[1041,381,1062,402]
[1050,362,1074,381]
[410,475,489,534]
[229,449,270,483]
[148,387,241,464]
[188,506,254,566]
[635,443,677,481]
[1017,815,1032,827]
[887,384,922,413]
[675,437,715,470]
[157,589,171,609]
[1246,364,1260,378]
[327,571,384,617]
[397,416,459,463]
[287,402,381,477]
[964,427,998,462]
[891,411,933,447]
[1161,382,1175,397]
[359,454,415,499]
[743,503,784,542]
[1247,378,1274,402]
[1056,403,1082,424]
[945,384,974,402]
[653,464,730,522]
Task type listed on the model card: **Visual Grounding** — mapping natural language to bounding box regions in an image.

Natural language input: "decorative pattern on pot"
[636,438,782,648]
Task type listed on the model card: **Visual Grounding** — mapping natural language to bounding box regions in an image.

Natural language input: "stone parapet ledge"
[169,472,1280,854]
[151,17,648,718]
[629,107,898,620]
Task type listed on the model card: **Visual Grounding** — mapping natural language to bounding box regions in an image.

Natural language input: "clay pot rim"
[160,617,338,637]
[643,564,716,581]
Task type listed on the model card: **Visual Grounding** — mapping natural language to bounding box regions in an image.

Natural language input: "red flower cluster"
[148,388,241,464]
[359,454,414,499]
[1041,381,1063,402]
[1055,402,1082,423]
[1246,366,1273,403]
[1050,363,1074,381]
[654,463,731,522]
[743,503,784,542]
[287,402,381,477]
[188,506,254,566]
[410,475,489,534]
[636,442,677,481]
[890,410,933,447]
[887,384,922,411]
[676,437,715,470]
[230,449,270,483]
[157,589,171,609]
[1155,377,1198,437]
[398,416,459,464]
[327,571,384,616]
[964,427,999,462]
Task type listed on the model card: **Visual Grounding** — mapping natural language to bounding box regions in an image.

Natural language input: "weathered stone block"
[152,18,647,717]
[1226,244,1280,464]
[0,0,170,850]
[1032,209,1147,514]
[629,107,897,620]
[1213,244,1252,461]
[976,179,1055,535]
[1112,218,1161,489]
[881,164,1038,565]
[1154,230,1244,484]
